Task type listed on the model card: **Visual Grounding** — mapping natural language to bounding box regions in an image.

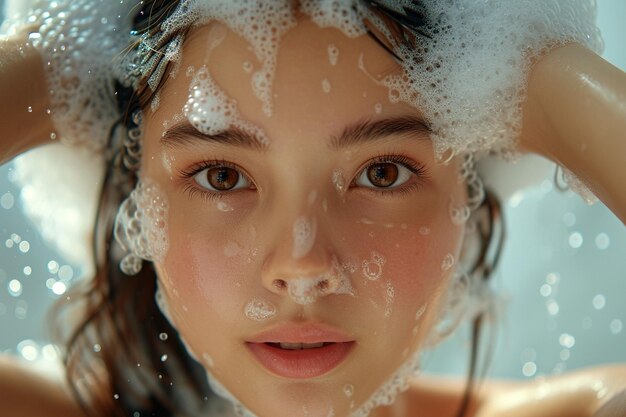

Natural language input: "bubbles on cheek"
[292,216,317,259]
[114,179,169,275]
[362,251,386,281]
[343,384,355,397]
[244,298,277,322]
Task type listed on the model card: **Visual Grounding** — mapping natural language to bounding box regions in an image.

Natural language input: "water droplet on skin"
[242,61,253,73]
[203,353,214,368]
[343,384,354,397]
[224,241,243,257]
[327,44,339,66]
[415,304,427,320]
[50,132,57,140]
[441,253,455,271]
[384,281,395,318]
[216,201,234,212]
[449,201,470,225]
[332,168,346,193]
[374,103,382,114]
[362,251,385,281]
[27,106,33,113]
[244,298,277,321]
[322,78,331,93]
[419,226,431,235]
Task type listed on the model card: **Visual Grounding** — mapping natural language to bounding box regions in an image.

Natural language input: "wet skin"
[141,18,467,417]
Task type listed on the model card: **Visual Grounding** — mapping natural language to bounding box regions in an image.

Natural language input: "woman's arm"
[0,29,54,164]
[519,43,626,223]
[0,354,84,417]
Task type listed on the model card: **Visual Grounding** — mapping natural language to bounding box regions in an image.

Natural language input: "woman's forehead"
[151,19,419,147]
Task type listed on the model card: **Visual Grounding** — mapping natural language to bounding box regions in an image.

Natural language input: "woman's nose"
[261,215,354,304]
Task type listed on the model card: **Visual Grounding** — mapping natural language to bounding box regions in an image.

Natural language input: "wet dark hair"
[52,1,505,417]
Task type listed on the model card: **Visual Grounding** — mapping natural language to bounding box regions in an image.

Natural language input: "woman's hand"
[518,43,626,224]
[0,27,54,164]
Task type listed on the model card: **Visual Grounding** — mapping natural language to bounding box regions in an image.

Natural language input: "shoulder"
[0,354,85,417]
[476,364,626,417]
[401,364,626,417]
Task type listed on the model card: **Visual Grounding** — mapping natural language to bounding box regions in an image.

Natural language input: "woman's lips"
[246,323,356,378]
[246,341,355,379]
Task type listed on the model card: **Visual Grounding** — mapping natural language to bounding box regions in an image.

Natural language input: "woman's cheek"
[160,210,257,323]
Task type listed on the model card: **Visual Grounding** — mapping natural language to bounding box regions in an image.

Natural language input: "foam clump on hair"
[113,178,169,275]
[15,0,137,150]
[366,0,603,160]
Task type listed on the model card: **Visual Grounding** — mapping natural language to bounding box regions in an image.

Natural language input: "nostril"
[316,279,329,292]
[273,279,287,290]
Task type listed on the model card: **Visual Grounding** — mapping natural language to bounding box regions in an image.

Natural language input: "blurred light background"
[0,0,625,380]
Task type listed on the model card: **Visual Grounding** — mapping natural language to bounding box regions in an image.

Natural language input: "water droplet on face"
[216,201,234,212]
[244,298,277,321]
[384,281,395,318]
[242,61,253,73]
[327,44,339,66]
[362,251,385,281]
[374,103,382,114]
[322,78,331,93]
[343,384,354,397]
[441,253,455,272]
[418,226,431,235]
[224,241,243,257]
[448,201,470,225]
[27,106,33,113]
[332,168,346,193]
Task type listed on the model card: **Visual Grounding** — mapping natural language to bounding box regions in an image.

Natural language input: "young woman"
[0,1,625,417]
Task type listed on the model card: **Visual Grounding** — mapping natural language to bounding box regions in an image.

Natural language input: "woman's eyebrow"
[160,115,431,151]
[329,115,432,150]
[160,121,268,152]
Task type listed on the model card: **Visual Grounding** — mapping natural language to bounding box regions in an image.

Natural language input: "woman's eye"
[355,162,413,189]
[193,166,251,192]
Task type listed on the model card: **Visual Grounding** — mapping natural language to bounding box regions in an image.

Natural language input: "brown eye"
[356,161,412,189]
[366,163,399,188]
[193,165,251,192]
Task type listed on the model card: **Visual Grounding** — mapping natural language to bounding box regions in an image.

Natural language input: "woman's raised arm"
[0,29,53,164]
[520,43,626,224]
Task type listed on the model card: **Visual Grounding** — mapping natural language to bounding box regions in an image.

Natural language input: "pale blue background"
[0,0,625,380]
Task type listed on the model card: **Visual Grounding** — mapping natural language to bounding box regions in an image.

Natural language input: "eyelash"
[351,153,429,198]
[177,154,429,201]
[177,159,255,202]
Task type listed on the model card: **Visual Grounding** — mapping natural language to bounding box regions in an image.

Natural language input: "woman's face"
[141,18,467,417]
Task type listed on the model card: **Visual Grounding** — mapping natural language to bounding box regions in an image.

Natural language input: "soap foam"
[243,298,277,322]
[114,178,169,275]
